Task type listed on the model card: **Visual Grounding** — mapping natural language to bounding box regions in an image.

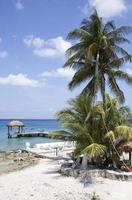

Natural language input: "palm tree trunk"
[93,52,99,105]
[86,52,99,122]
[102,80,106,111]
[85,53,99,122]
[81,153,88,170]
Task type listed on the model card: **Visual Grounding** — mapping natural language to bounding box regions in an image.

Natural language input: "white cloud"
[82,0,127,18]
[0,51,8,59]
[0,38,2,43]
[126,68,132,76]
[24,36,72,58]
[0,73,39,87]
[41,67,75,79]
[48,37,72,55]
[24,35,45,49]
[56,68,75,79]
[81,1,90,15]
[33,48,57,58]
[16,0,24,10]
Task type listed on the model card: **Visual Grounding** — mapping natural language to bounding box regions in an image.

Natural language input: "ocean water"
[0,119,62,151]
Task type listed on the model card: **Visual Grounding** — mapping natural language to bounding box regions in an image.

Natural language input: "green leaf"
[105,131,115,141]
[48,130,72,140]
[83,143,107,160]
[115,126,132,139]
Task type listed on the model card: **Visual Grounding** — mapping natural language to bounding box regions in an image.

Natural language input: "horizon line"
[0,118,57,120]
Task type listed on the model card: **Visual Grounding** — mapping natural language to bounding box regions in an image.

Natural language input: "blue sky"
[0,0,132,119]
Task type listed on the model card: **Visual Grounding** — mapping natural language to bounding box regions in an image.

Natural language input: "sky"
[0,0,132,119]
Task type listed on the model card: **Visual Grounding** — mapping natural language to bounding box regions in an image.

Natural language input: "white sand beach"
[0,158,131,200]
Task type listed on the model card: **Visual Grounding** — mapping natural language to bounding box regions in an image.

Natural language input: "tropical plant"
[90,192,100,200]
[64,10,132,107]
[52,95,132,168]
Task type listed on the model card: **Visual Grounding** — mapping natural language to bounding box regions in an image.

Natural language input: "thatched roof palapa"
[7,120,25,127]
[116,139,132,153]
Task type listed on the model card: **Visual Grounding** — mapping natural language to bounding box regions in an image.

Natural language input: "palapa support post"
[129,151,132,166]
[8,127,11,138]
[18,126,20,133]
[21,126,23,133]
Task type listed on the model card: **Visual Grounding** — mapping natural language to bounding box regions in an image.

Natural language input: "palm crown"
[64,10,132,105]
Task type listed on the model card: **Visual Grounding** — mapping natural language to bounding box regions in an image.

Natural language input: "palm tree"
[51,95,132,169]
[64,10,132,107]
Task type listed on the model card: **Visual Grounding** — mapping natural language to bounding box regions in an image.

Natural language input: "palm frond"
[67,28,91,40]
[103,20,116,32]
[108,26,132,37]
[115,125,132,139]
[105,130,115,141]
[68,66,93,90]
[49,130,72,140]
[114,45,131,57]
[92,104,105,118]
[83,143,107,160]
[112,70,132,83]
[108,76,125,103]
[80,76,98,98]
[112,37,130,44]
[66,42,87,57]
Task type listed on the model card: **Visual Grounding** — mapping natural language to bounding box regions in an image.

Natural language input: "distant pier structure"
[7,120,25,138]
[7,120,49,138]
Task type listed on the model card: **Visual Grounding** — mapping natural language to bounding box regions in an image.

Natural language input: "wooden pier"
[17,131,49,138]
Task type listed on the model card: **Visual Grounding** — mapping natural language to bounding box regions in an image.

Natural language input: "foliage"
[64,10,132,105]
[83,143,106,161]
[52,10,132,168]
[90,192,100,200]
[54,95,132,164]
[48,130,70,140]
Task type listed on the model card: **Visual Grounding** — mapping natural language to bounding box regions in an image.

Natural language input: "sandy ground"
[0,159,131,200]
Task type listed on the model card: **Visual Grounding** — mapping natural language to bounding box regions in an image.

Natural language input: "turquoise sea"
[0,119,62,151]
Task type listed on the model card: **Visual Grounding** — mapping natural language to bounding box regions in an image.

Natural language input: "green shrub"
[90,192,100,200]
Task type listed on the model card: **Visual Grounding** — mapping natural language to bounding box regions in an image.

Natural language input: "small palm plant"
[51,95,132,169]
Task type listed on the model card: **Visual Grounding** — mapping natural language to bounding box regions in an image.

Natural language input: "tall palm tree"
[64,10,132,107]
